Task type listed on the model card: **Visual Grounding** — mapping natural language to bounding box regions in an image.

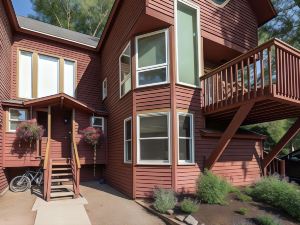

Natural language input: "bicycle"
[9,167,43,192]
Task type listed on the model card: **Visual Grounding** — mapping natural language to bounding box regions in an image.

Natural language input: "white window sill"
[137,162,171,166]
[178,162,196,166]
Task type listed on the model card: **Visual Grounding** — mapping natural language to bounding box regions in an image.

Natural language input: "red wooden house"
[0,0,297,200]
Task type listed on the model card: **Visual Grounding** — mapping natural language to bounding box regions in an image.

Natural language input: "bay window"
[137,112,170,164]
[178,113,194,163]
[176,0,201,87]
[120,43,132,97]
[8,108,28,132]
[124,117,132,163]
[136,30,169,87]
[18,50,76,99]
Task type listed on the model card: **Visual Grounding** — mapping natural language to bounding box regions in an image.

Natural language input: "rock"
[166,209,174,215]
[184,215,198,225]
[175,215,185,222]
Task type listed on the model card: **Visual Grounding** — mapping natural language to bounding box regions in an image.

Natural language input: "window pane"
[38,55,59,97]
[177,2,199,86]
[92,117,103,127]
[126,141,132,161]
[10,121,20,131]
[64,60,75,97]
[10,109,26,120]
[179,139,191,161]
[138,68,167,86]
[138,32,166,68]
[140,139,168,161]
[125,120,131,140]
[19,51,32,99]
[140,115,168,138]
[179,115,191,137]
[121,78,131,96]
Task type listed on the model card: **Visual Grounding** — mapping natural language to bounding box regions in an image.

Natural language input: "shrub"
[196,170,232,204]
[249,176,300,221]
[237,207,248,215]
[236,192,252,202]
[153,188,177,213]
[256,216,281,225]
[180,198,199,214]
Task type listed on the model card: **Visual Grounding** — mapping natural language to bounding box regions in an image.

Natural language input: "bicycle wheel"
[9,176,31,192]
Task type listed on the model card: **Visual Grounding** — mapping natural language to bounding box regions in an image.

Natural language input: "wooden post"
[206,102,254,170]
[263,117,300,169]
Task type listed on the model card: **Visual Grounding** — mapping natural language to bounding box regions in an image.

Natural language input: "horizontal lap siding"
[0,0,12,193]
[135,166,172,198]
[101,0,145,197]
[147,0,258,51]
[176,85,204,193]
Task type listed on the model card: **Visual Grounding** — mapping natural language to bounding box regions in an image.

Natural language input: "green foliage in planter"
[249,176,300,221]
[180,198,199,214]
[256,215,281,225]
[196,170,232,204]
[153,188,177,213]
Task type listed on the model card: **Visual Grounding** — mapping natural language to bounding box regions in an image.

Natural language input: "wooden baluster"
[230,66,234,104]
[212,75,215,110]
[295,56,299,99]
[260,51,265,95]
[220,70,224,107]
[254,54,257,97]
[268,47,273,94]
[298,58,300,100]
[293,55,297,99]
[276,47,280,95]
[247,58,251,99]
[235,63,239,103]
[241,60,245,101]
[225,68,228,105]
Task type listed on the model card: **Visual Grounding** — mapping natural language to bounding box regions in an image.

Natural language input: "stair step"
[50,191,74,198]
[52,168,72,171]
[51,185,73,190]
[51,173,72,177]
[51,178,72,182]
[52,162,71,165]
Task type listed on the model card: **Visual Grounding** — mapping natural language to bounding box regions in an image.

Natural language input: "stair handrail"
[72,135,81,169]
[43,137,50,200]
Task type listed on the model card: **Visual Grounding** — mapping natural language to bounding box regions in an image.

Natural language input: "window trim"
[18,50,33,99]
[124,117,132,163]
[119,42,132,98]
[102,78,108,100]
[137,112,171,165]
[175,0,202,88]
[90,116,105,132]
[135,29,170,88]
[177,112,195,165]
[8,108,28,132]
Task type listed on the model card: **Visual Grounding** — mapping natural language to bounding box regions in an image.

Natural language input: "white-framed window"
[19,51,33,99]
[178,112,194,164]
[175,0,201,87]
[37,54,59,98]
[64,60,75,97]
[8,108,28,132]
[124,117,132,163]
[91,116,104,131]
[136,29,169,88]
[102,78,107,100]
[137,112,170,164]
[120,43,132,98]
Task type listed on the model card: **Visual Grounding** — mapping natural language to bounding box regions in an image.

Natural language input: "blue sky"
[12,0,36,17]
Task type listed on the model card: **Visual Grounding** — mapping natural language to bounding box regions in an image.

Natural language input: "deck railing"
[263,151,286,177]
[201,39,300,112]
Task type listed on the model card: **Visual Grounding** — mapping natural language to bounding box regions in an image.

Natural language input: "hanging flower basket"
[16,119,44,147]
[80,127,103,176]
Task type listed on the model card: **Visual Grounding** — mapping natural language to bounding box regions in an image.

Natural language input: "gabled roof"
[17,16,99,48]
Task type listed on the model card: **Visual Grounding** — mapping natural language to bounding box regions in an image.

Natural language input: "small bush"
[256,215,281,225]
[237,207,248,215]
[180,198,199,214]
[249,176,300,221]
[236,192,252,202]
[197,170,232,204]
[153,188,177,213]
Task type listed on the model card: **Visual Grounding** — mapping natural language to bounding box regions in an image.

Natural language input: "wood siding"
[146,0,258,51]
[0,0,12,193]
[100,0,145,197]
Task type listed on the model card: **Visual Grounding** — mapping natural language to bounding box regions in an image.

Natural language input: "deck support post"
[262,117,300,170]
[205,102,254,170]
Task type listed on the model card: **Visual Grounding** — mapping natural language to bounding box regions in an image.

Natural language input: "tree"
[29,0,114,37]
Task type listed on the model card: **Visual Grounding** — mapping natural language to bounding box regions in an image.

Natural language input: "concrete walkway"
[81,182,166,225]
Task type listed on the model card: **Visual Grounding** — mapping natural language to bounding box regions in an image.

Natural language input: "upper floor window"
[120,43,132,98]
[176,0,201,87]
[102,78,107,100]
[136,29,169,88]
[18,50,76,99]
[208,0,231,7]
[8,108,28,132]
[91,116,104,131]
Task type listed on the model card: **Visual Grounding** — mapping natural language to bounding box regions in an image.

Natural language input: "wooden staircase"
[49,158,75,200]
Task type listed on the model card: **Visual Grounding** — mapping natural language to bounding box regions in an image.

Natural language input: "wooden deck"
[201,38,300,125]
